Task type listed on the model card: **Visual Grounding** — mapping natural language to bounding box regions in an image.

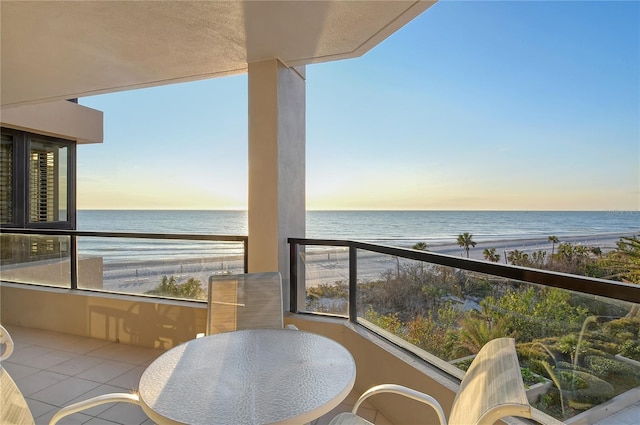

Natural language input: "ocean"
[78,210,639,244]
[75,210,640,262]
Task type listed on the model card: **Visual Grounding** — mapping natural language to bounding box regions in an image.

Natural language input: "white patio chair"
[329,337,565,425]
[207,272,297,335]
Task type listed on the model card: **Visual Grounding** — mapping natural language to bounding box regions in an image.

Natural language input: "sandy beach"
[99,232,635,294]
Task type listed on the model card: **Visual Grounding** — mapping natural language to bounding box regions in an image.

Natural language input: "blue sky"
[78,0,639,211]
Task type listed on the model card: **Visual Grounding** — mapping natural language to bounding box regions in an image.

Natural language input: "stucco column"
[247,59,305,306]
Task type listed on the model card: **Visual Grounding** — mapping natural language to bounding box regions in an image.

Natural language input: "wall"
[1,100,103,144]
[0,283,207,350]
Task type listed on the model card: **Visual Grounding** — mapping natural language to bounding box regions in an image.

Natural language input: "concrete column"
[247,59,305,306]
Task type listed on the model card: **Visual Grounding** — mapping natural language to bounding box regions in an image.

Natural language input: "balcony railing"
[288,238,640,423]
[3,230,639,422]
[0,228,247,300]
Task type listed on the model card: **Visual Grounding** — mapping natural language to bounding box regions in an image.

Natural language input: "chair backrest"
[1,367,36,425]
[449,338,533,425]
[207,272,284,335]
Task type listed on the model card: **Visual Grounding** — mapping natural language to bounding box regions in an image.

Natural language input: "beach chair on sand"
[329,337,565,425]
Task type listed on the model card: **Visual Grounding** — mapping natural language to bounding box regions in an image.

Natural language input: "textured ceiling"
[1,1,435,106]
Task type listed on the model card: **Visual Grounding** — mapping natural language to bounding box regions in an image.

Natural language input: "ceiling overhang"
[1,1,436,107]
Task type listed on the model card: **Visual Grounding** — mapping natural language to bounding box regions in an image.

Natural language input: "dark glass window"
[0,128,75,229]
[29,140,68,223]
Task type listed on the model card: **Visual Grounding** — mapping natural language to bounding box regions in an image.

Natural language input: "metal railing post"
[70,234,78,290]
[289,242,299,313]
[243,239,249,273]
[349,245,357,322]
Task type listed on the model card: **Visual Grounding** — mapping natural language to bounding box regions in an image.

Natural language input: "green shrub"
[602,317,640,339]
[584,356,640,378]
[556,370,614,406]
[521,367,546,388]
[618,340,640,361]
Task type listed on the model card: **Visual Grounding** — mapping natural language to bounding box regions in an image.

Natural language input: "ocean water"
[78,210,639,242]
[75,210,639,263]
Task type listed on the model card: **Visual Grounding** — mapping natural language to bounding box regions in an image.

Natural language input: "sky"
[78,0,640,211]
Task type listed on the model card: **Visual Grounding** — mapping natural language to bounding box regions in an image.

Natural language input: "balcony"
[2,230,640,424]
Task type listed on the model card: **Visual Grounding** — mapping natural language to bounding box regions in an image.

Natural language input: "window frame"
[0,127,76,229]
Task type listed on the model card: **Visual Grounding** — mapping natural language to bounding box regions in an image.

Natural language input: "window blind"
[0,134,13,223]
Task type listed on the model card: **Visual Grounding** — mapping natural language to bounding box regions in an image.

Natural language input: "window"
[0,128,75,229]
[0,134,13,223]
[29,140,67,222]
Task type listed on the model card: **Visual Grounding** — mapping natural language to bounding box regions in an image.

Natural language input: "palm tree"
[548,236,560,256]
[457,232,477,258]
[483,247,500,262]
[412,242,429,251]
[453,314,512,357]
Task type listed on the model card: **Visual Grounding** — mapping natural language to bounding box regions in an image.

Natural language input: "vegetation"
[456,232,476,258]
[548,236,560,258]
[475,234,640,285]
[306,233,640,421]
[482,247,500,262]
[146,275,206,300]
[604,236,640,283]
[412,242,429,251]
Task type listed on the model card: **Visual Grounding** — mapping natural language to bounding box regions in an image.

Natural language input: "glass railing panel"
[349,249,640,422]
[297,245,349,315]
[77,236,245,300]
[355,254,471,362]
[0,232,71,287]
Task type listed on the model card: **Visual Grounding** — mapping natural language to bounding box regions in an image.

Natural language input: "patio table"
[138,329,356,425]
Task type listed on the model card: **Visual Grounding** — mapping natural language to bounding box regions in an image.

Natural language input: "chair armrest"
[353,384,447,425]
[0,325,14,361]
[49,393,140,425]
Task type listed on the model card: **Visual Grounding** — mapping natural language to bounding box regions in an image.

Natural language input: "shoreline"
[406,232,632,261]
[93,232,636,293]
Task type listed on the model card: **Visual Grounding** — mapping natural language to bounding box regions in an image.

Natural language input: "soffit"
[1,0,435,107]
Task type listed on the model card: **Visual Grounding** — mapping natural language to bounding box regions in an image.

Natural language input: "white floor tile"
[27,349,80,370]
[77,359,136,384]
[2,361,40,380]
[30,376,101,406]
[84,417,123,425]
[86,343,138,360]
[98,402,149,425]
[35,409,93,425]
[11,345,55,367]
[48,355,107,377]
[15,370,69,396]
[24,398,57,421]
[64,338,114,355]
[106,365,146,390]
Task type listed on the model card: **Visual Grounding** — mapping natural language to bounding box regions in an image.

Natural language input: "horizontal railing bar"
[0,227,247,242]
[3,229,250,290]
[288,238,640,304]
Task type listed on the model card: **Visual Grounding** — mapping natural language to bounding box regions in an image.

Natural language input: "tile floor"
[1,325,390,425]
